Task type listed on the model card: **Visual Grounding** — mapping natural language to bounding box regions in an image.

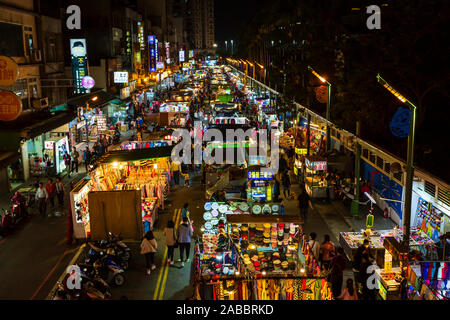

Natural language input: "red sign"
[0,56,19,86]
[0,91,22,121]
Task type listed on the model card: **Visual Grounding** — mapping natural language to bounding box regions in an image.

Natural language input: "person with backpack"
[308,232,321,261]
[141,230,157,275]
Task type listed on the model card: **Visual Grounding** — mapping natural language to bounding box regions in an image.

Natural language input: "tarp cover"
[88,190,143,241]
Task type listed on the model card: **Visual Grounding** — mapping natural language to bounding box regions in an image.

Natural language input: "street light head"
[377,74,407,103]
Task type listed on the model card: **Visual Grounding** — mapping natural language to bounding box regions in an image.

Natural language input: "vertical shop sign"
[138,22,145,50]
[70,39,89,94]
[188,50,194,59]
[179,50,185,63]
[149,36,156,72]
[165,42,170,64]
[155,38,159,62]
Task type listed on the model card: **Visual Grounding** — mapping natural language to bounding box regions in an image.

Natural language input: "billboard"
[179,50,185,62]
[149,36,156,72]
[70,39,89,94]
[165,42,170,64]
[114,72,129,83]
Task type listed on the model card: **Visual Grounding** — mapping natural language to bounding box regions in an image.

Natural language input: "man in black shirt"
[297,187,313,223]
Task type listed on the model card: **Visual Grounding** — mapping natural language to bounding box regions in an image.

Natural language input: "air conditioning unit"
[32,97,49,110]
[33,49,42,62]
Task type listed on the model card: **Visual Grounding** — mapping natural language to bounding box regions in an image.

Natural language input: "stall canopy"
[227,214,303,225]
[94,145,174,165]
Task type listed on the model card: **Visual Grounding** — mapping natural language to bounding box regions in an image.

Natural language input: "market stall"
[302,155,332,199]
[339,227,437,267]
[69,146,173,240]
[405,261,450,300]
[246,169,274,202]
[193,214,333,300]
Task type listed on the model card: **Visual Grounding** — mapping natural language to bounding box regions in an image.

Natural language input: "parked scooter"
[86,242,129,270]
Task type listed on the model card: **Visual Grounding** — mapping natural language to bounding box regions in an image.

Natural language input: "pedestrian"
[46,178,56,215]
[140,230,157,275]
[35,182,48,217]
[63,152,71,175]
[171,158,181,186]
[272,178,281,202]
[352,239,370,290]
[319,234,335,271]
[83,147,91,172]
[282,170,291,199]
[359,254,377,300]
[55,177,64,215]
[329,247,347,298]
[177,217,193,267]
[297,186,313,223]
[70,147,79,174]
[337,279,358,300]
[66,202,73,245]
[181,203,190,220]
[308,232,321,261]
[164,220,176,265]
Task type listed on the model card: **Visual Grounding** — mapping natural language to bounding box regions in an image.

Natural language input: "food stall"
[246,169,274,202]
[303,155,332,199]
[69,146,173,240]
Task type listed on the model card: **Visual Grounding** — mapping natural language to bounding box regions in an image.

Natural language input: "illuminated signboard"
[114,72,129,83]
[179,50,185,62]
[183,62,190,68]
[138,22,145,50]
[248,171,274,180]
[156,62,164,69]
[189,50,194,59]
[155,38,159,62]
[148,36,156,72]
[70,39,89,94]
[165,42,170,64]
[295,147,307,155]
[44,141,54,149]
[305,158,327,171]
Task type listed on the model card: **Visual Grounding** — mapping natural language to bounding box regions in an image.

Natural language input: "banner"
[70,39,89,94]
[148,36,156,72]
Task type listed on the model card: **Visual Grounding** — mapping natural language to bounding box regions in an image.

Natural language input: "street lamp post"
[308,66,331,152]
[377,74,417,252]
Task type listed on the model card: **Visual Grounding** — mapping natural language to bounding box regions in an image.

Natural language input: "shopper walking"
[55,177,65,215]
[297,187,313,223]
[337,279,358,300]
[63,152,71,176]
[308,232,321,261]
[171,158,181,186]
[329,247,347,298]
[319,234,335,271]
[164,220,176,265]
[46,178,56,216]
[35,182,48,217]
[177,217,193,267]
[181,203,190,220]
[140,230,157,275]
[70,147,79,175]
[273,178,281,202]
[281,170,291,199]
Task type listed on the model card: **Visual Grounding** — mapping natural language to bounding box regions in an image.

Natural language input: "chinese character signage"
[295,147,307,155]
[138,23,145,50]
[148,36,156,72]
[165,42,170,64]
[188,50,194,59]
[70,39,89,94]
[179,50,185,62]
[156,62,164,70]
[0,91,22,121]
[155,38,159,62]
[0,56,19,86]
[114,72,129,83]
[247,171,274,179]
[305,158,327,171]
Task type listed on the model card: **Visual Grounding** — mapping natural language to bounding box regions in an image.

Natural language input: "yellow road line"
[158,207,182,300]
[153,208,179,300]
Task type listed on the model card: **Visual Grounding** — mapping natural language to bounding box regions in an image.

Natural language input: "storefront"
[43,136,70,175]
[70,146,173,240]
[246,169,274,202]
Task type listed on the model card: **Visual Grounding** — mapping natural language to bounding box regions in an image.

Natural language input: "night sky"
[214,0,260,43]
